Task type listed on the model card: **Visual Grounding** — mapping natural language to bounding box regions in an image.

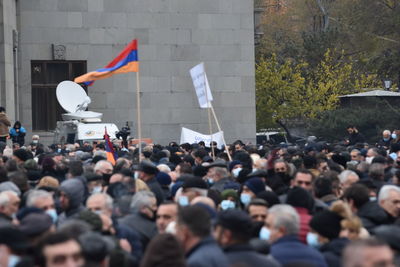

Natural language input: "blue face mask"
[307,232,320,249]
[8,254,21,267]
[46,209,58,224]
[207,178,214,185]
[383,137,390,142]
[178,196,189,206]
[259,227,270,241]
[392,133,397,139]
[92,186,102,194]
[220,200,235,210]
[240,193,251,206]
[232,168,242,178]
[369,196,377,202]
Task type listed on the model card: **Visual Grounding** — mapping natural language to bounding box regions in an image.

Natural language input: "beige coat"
[0,113,11,137]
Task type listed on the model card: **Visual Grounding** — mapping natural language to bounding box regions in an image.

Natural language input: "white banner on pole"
[190,63,213,108]
[180,127,224,149]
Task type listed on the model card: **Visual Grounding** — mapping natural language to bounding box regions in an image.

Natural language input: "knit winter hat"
[309,210,343,240]
[244,177,265,195]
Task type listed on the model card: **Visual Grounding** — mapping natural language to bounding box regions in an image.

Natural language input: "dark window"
[31,61,87,131]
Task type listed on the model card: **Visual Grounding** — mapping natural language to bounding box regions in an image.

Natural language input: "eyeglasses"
[297,180,311,186]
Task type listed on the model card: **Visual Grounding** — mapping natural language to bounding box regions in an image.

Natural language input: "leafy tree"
[256,54,308,129]
[256,50,380,130]
[307,98,400,143]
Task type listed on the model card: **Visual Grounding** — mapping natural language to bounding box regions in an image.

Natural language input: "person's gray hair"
[87,193,114,211]
[26,190,52,207]
[213,167,229,178]
[93,150,107,159]
[94,160,112,173]
[378,185,400,202]
[383,130,391,135]
[368,163,384,180]
[339,170,359,184]
[268,204,299,235]
[191,188,208,197]
[0,191,18,207]
[343,238,390,267]
[157,164,171,173]
[130,190,155,211]
[161,149,171,158]
[351,149,360,155]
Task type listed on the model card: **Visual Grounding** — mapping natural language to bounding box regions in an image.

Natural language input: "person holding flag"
[104,127,118,165]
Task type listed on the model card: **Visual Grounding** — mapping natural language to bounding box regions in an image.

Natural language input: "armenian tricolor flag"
[104,127,118,165]
[75,39,139,86]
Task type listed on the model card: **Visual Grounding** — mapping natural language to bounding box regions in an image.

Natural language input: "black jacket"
[224,243,280,267]
[146,177,165,205]
[320,238,349,267]
[348,132,365,146]
[357,201,389,233]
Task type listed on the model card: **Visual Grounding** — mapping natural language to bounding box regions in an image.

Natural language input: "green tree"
[256,50,380,130]
[256,54,308,129]
[307,98,400,143]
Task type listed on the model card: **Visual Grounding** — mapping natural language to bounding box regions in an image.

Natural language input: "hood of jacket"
[60,179,84,210]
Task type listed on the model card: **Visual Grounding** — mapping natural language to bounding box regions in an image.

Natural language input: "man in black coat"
[345,126,365,146]
[215,209,280,267]
[118,190,158,249]
[343,183,390,233]
[137,160,165,205]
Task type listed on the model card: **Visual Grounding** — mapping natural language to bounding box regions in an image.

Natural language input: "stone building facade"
[1,0,256,145]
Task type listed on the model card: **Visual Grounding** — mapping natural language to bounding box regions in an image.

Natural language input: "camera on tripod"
[116,122,131,148]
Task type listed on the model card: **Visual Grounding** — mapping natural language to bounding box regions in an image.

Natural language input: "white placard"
[190,63,213,108]
[180,127,224,149]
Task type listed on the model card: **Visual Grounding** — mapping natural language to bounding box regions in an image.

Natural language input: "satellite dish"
[56,81,89,113]
[56,81,102,121]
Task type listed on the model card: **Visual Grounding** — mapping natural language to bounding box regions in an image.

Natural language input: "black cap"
[247,169,268,178]
[0,226,29,251]
[206,159,228,169]
[138,160,159,175]
[216,210,253,237]
[182,177,208,189]
[85,173,103,182]
[310,210,342,240]
[19,213,53,237]
[13,149,30,162]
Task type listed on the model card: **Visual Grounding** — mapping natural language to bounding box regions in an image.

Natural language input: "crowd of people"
[0,116,399,266]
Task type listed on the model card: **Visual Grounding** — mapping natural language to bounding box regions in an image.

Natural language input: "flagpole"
[203,72,215,160]
[210,104,232,161]
[136,71,142,162]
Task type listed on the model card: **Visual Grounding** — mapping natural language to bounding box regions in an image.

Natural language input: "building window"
[31,61,87,131]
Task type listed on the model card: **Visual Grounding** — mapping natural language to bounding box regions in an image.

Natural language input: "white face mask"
[366,156,374,164]
[165,221,176,234]
[134,172,140,180]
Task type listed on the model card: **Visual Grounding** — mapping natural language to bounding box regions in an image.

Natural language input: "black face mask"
[102,173,112,185]
[277,172,292,185]
[149,209,157,222]
[101,231,112,236]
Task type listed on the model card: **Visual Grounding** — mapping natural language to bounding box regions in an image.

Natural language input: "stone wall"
[18,0,256,145]
[0,0,17,120]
